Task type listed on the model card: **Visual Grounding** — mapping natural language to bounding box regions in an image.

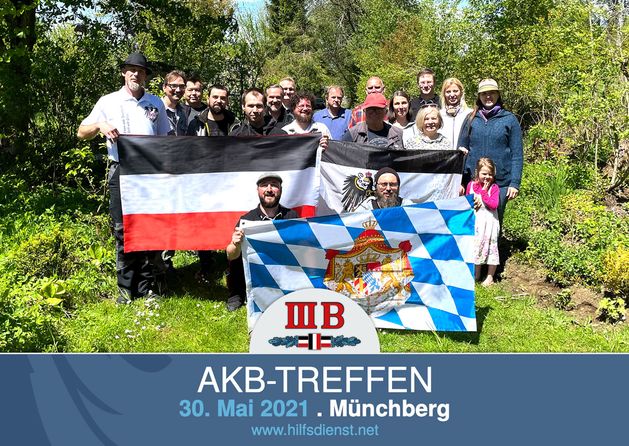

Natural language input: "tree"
[0,0,236,187]
[0,0,37,152]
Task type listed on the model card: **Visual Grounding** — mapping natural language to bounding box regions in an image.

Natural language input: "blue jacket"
[458,109,523,189]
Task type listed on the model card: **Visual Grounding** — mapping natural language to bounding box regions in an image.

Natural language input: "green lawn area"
[61,253,629,353]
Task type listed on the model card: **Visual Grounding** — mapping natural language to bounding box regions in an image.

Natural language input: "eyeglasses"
[168,83,186,90]
[377,182,398,188]
[366,85,383,90]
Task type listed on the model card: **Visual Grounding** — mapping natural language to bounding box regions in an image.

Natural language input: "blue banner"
[1,354,626,445]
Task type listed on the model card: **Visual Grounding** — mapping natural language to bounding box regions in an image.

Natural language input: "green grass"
[62,270,629,353]
[379,284,629,352]
[4,185,629,353]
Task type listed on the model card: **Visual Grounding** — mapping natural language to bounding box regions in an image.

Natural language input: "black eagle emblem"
[342,171,374,212]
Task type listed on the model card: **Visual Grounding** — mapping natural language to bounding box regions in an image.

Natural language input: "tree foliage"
[0,0,627,192]
[0,0,235,187]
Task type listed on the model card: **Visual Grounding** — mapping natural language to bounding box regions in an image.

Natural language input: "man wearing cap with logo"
[342,93,404,149]
[225,173,298,311]
[356,167,411,211]
[77,52,170,304]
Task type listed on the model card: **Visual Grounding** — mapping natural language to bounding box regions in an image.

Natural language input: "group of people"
[77,52,523,309]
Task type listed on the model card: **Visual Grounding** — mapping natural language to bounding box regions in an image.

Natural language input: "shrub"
[560,191,628,250]
[525,228,601,286]
[554,289,573,311]
[0,280,64,351]
[597,298,626,324]
[8,224,83,280]
[602,245,629,298]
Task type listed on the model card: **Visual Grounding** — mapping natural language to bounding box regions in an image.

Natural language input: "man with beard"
[187,84,238,282]
[229,88,287,136]
[282,92,330,149]
[409,68,441,120]
[77,52,170,303]
[343,93,403,149]
[162,70,188,135]
[356,168,410,211]
[265,84,293,129]
[187,84,237,136]
[182,74,207,127]
[225,173,298,311]
[313,85,351,140]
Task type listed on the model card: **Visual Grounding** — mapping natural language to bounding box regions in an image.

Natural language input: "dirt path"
[499,257,608,325]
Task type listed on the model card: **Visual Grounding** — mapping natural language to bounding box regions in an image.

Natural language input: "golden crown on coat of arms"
[362,218,378,230]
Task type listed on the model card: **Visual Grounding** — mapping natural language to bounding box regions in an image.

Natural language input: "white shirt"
[402,124,420,148]
[439,106,472,150]
[81,87,170,161]
[282,120,332,139]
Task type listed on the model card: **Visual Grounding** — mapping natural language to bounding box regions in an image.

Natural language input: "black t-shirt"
[205,118,232,136]
[237,205,299,227]
[342,124,392,148]
[229,121,287,136]
[366,127,391,148]
[187,104,207,125]
[410,95,441,120]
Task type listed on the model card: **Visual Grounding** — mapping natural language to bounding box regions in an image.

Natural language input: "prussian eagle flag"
[318,141,465,215]
[117,134,320,251]
[242,195,476,332]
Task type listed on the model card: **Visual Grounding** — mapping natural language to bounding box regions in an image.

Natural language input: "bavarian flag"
[242,195,477,332]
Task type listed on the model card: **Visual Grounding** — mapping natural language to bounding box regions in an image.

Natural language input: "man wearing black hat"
[77,52,170,304]
[356,167,410,211]
[225,173,298,311]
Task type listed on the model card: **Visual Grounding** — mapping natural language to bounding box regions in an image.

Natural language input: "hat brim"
[257,175,283,185]
[120,63,152,75]
[477,86,500,94]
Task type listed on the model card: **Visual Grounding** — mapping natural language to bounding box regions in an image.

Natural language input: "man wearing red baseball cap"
[342,93,404,149]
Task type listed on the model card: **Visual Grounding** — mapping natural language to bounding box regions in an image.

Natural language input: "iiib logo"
[250,289,380,354]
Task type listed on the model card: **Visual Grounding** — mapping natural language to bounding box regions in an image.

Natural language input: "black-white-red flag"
[117,134,320,252]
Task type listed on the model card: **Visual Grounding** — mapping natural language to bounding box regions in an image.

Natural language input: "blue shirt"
[313,107,351,140]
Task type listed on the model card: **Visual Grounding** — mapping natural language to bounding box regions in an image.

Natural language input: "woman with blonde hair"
[404,106,451,151]
[439,77,471,150]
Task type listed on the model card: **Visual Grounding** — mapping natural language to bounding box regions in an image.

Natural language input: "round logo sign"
[250,289,380,354]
